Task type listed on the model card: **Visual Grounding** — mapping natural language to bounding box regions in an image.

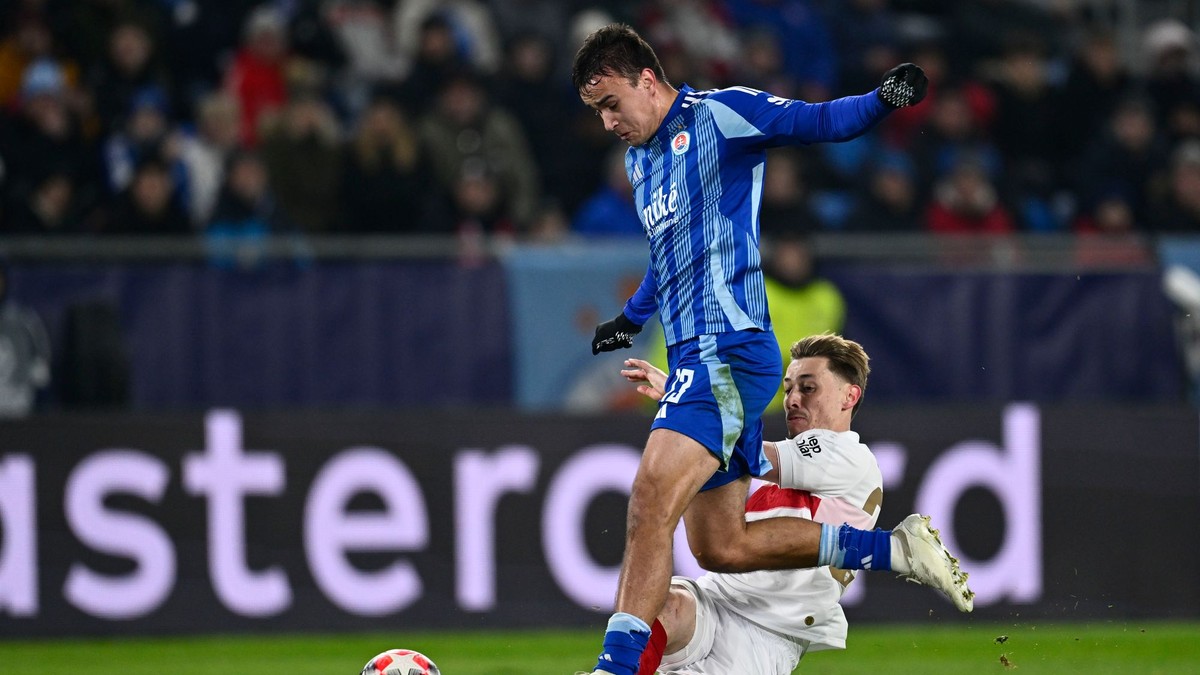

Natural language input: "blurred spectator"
[260,83,343,232]
[1077,96,1169,228]
[381,11,460,114]
[179,92,243,226]
[448,157,515,266]
[1073,187,1137,235]
[87,19,171,134]
[987,34,1061,231]
[101,85,188,199]
[161,2,254,106]
[0,8,82,109]
[910,82,1002,207]
[1143,19,1200,134]
[758,231,844,411]
[1149,140,1200,233]
[637,0,741,86]
[758,148,820,234]
[827,0,900,96]
[205,149,284,266]
[550,7,627,213]
[526,199,570,243]
[0,59,102,230]
[924,154,1016,234]
[393,0,502,75]
[944,0,1066,75]
[225,5,290,145]
[0,259,51,417]
[449,157,514,235]
[650,36,705,93]
[56,0,167,73]
[488,0,571,70]
[107,156,190,235]
[810,129,880,201]
[419,69,539,227]
[1071,186,1152,267]
[208,150,280,231]
[725,0,837,100]
[4,170,81,234]
[844,151,921,232]
[339,96,436,233]
[1165,97,1200,145]
[382,12,465,116]
[732,27,798,98]
[572,144,643,238]
[1053,29,1133,169]
[326,0,408,95]
[284,0,347,72]
[494,31,588,213]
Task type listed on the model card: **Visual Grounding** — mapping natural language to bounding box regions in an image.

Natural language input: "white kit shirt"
[694,428,883,651]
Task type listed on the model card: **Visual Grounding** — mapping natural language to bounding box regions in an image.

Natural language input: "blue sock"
[817,523,893,571]
[593,612,651,675]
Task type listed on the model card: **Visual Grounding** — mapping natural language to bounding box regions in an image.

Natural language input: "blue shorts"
[651,330,782,491]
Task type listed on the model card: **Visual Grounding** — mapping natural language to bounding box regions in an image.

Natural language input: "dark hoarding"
[1,404,1197,636]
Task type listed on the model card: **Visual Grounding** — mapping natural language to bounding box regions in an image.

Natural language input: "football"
[360,648,441,675]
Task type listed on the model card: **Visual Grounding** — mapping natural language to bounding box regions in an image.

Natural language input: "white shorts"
[658,577,808,675]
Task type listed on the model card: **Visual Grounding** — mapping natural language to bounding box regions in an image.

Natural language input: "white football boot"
[893,514,975,612]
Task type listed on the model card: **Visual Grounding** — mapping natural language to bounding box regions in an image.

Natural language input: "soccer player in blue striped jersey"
[572,24,937,675]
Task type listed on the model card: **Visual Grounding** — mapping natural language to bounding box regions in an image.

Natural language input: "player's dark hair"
[790,333,871,416]
[571,23,669,94]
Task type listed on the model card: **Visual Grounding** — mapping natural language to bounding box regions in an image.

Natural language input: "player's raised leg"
[590,429,721,675]
[685,478,974,612]
[813,515,974,611]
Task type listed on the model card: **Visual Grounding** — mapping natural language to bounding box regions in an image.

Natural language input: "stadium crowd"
[1,0,1200,245]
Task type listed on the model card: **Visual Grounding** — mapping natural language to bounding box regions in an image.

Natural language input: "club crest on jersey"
[671,131,691,155]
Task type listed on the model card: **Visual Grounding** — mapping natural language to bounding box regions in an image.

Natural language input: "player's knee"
[689,541,750,573]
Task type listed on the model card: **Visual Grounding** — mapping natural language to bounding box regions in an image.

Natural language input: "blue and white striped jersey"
[622,84,889,346]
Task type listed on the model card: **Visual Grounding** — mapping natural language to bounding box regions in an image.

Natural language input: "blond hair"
[789,333,870,415]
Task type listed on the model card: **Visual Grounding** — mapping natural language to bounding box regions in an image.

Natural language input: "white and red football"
[360,648,441,675]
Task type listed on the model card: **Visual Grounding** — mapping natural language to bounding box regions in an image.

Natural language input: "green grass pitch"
[1,621,1197,674]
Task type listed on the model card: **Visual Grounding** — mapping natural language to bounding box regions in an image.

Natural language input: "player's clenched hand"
[620,358,667,401]
[591,312,642,354]
[878,63,928,108]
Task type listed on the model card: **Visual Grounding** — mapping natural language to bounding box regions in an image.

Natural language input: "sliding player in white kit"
[618,333,969,675]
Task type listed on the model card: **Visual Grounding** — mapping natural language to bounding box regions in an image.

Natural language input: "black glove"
[878,63,928,109]
[592,312,642,355]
